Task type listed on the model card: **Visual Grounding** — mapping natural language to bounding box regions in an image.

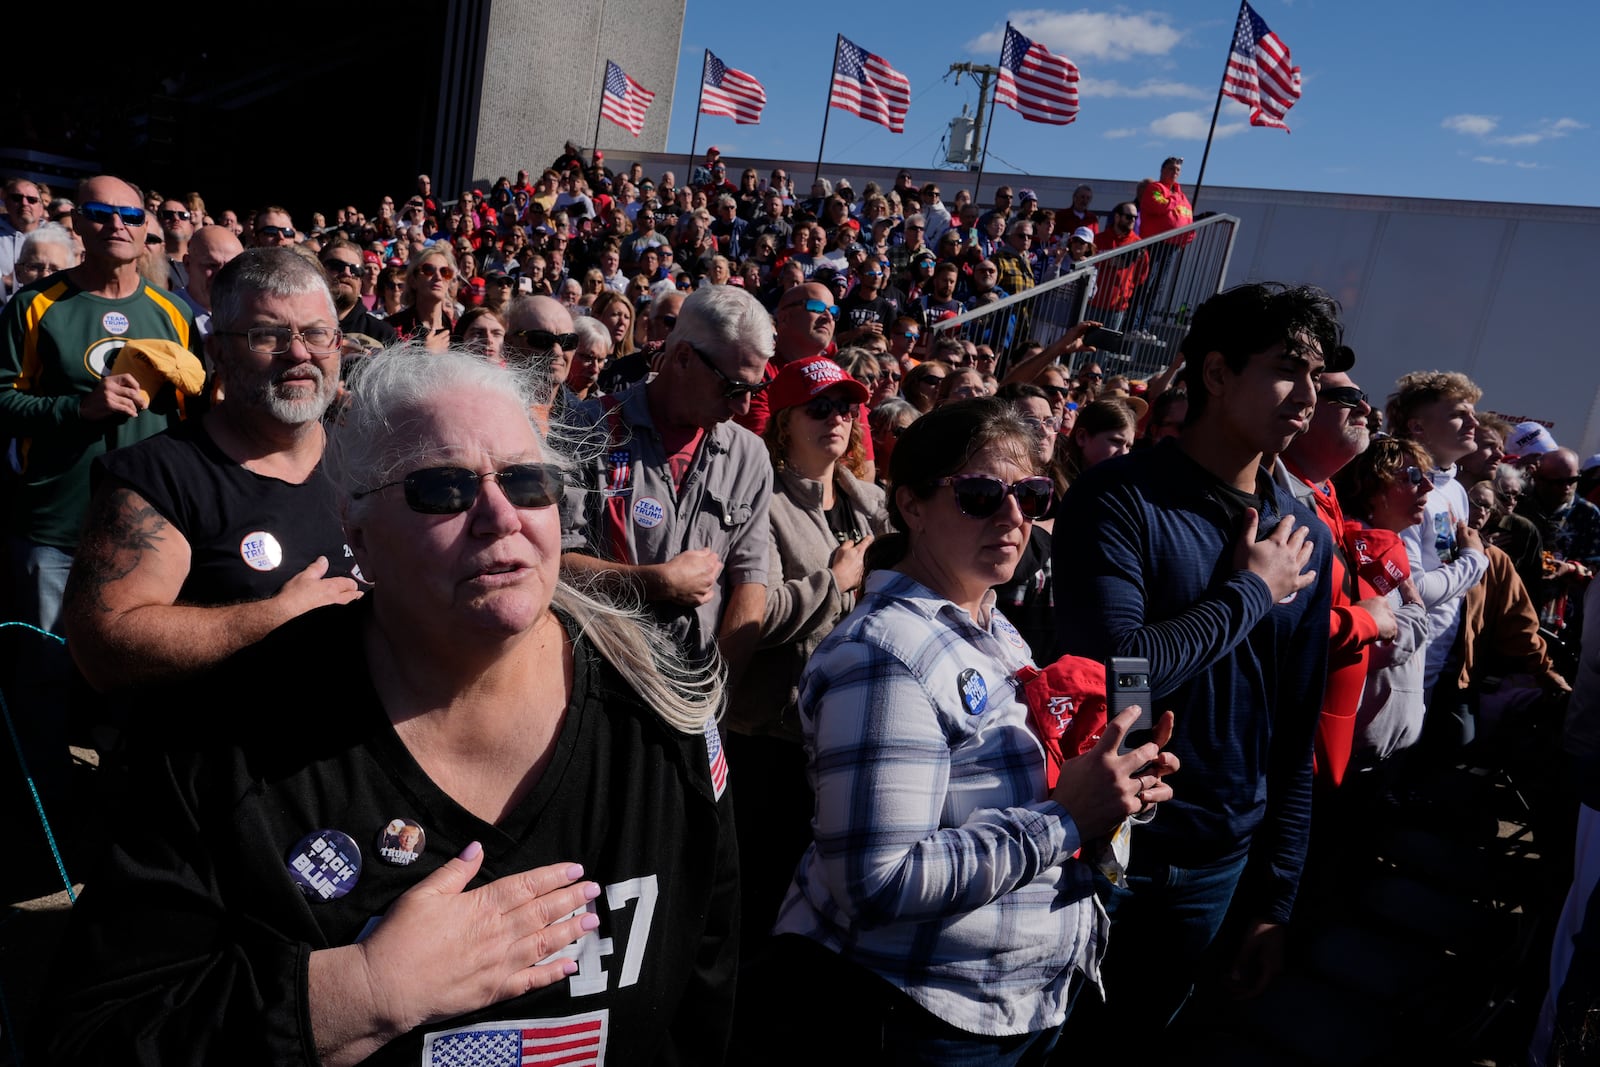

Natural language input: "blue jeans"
[1100,849,1250,1029]
[6,535,74,635]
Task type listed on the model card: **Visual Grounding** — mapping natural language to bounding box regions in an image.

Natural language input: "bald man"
[178,224,244,337]
[0,174,200,631]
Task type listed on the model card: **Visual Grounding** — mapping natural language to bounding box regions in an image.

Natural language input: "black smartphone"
[1106,656,1154,755]
[1084,326,1125,351]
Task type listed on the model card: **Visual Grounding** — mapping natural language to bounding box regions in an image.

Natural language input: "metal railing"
[930,214,1239,379]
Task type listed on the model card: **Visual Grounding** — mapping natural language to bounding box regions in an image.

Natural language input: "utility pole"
[947,63,998,171]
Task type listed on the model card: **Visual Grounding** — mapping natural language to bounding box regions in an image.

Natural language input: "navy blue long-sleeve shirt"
[1053,440,1331,923]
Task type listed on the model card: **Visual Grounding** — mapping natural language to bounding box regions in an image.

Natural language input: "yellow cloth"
[109,338,207,407]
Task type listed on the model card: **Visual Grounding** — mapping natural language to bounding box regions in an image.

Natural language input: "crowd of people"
[1,144,1597,1065]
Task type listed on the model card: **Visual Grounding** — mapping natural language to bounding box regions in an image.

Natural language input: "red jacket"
[1138,180,1194,245]
[1087,230,1148,312]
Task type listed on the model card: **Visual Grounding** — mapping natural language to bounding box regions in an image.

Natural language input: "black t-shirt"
[43,604,738,1065]
[94,419,356,605]
[837,291,900,333]
[339,304,399,345]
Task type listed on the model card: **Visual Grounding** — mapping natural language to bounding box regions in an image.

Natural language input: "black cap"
[1328,344,1355,372]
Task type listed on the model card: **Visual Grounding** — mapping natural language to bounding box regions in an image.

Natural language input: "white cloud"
[1515,160,1543,169]
[1084,78,1207,100]
[1103,127,1142,139]
[1148,110,1247,140]
[1492,117,1587,145]
[1443,114,1499,136]
[1472,155,1509,165]
[968,9,1184,61]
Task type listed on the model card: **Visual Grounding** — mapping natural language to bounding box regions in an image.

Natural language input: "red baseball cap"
[362,250,382,265]
[768,355,869,412]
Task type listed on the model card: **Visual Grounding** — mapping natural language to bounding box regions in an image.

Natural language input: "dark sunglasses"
[353,463,564,514]
[1041,384,1072,399]
[691,343,768,400]
[1398,466,1425,486]
[9,193,41,205]
[1542,475,1582,487]
[1321,385,1369,410]
[323,260,363,277]
[801,395,857,421]
[934,474,1054,520]
[158,208,191,222]
[144,234,164,246]
[80,202,147,227]
[257,224,296,239]
[511,328,578,352]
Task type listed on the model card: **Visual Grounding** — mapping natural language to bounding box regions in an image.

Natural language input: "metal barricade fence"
[929,214,1239,380]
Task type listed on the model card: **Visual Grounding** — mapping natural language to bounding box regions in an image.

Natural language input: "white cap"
[1510,420,1558,456]
[1069,227,1096,244]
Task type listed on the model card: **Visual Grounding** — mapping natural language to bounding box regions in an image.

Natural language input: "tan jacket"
[725,465,889,740]
[1455,543,1556,689]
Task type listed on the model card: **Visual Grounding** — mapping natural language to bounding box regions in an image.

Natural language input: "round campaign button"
[239,530,284,572]
[286,829,363,901]
[376,818,426,867]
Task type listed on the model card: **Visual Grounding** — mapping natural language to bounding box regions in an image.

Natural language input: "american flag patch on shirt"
[421,1010,608,1066]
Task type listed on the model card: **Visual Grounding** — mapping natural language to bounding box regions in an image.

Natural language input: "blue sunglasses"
[803,298,840,317]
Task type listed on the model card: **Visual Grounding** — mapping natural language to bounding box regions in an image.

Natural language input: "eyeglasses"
[659,314,678,330]
[800,395,858,421]
[1541,475,1582,487]
[1321,386,1369,410]
[353,462,564,514]
[1397,466,1425,486]
[802,298,840,317]
[323,260,363,277]
[257,225,296,239]
[1021,415,1062,432]
[79,202,147,227]
[1042,385,1071,399]
[144,234,163,246]
[690,343,769,400]
[933,474,1054,520]
[158,209,191,222]
[511,329,578,352]
[216,325,343,355]
[416,262,456,280]
[382,280,408,290]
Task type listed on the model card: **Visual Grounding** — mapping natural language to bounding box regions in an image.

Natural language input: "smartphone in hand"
[1107,656,1154,755]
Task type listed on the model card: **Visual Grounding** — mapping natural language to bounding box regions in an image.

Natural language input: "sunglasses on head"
[691,343,768,400]
[1321,385,1369,410]
[511,328,578,352]
[79,202,147,227]
[934,474,1054,520]
[354,462,565,514]
[800,395,857,421]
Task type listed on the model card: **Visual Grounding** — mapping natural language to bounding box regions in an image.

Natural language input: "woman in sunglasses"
[727,355,891,968]
[762,398,1178,1062]
[388,246,458,352]
[1334,436,1445,768]
[45,346,736,1063]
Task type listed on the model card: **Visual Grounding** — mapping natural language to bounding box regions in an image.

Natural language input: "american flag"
[995,24,1080,126]
[701,51,767,125]
[422,1012,608,1067]
[704,720,728,801]
[1222,1,1301,132]
[829,36,911,134]
[600,61,655,137]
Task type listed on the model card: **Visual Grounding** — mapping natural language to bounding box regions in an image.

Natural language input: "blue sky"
[654,2,1598,207]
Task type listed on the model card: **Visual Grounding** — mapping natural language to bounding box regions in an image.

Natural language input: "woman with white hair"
[44,345,737,1064]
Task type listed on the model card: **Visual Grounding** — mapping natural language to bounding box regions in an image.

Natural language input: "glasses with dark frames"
[690,343,768,400]
[933,474,1055,520]
[352,463,564,514]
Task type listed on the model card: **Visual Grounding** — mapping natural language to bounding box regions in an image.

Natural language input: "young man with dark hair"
[1056,282,1344,1048]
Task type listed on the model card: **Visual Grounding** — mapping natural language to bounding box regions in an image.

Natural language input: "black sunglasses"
[323,260,363,277]
[511,329,578,352]
[934,474,1055,520]
[1321,385,1369,410]
[158,208,191,222]
[258,225,296,239]
[691,343,768,400]
[79,202,147,227]
[801,395,857,421]
[353,463,564,514]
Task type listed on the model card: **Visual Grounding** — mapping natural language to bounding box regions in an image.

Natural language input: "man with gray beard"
[62,248,363,692]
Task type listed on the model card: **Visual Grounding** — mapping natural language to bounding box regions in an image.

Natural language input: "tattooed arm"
[62,486,363,692]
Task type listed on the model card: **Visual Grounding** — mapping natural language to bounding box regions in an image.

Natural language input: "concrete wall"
[474,0,683,183]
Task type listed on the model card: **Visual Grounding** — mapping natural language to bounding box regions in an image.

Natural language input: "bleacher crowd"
[2,143,1599,1065]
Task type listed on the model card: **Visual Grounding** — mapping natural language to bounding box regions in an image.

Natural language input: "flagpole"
[591,60,608,170]
[814,34,842,188]
[971,65,1000,205]
[1191,1,1244,211]
[687,50,708,185]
